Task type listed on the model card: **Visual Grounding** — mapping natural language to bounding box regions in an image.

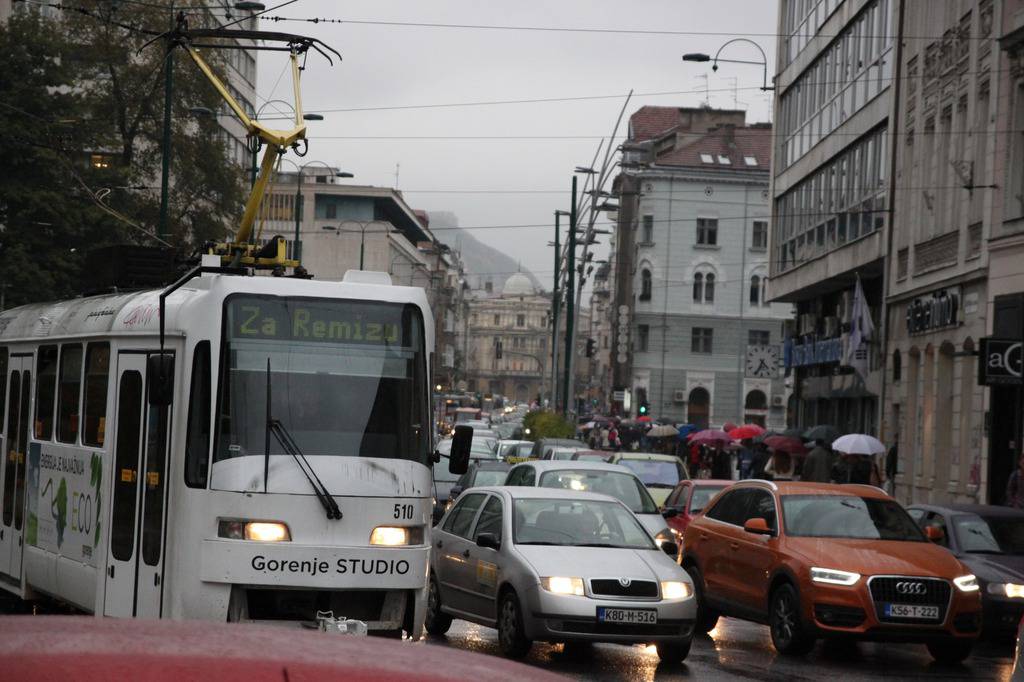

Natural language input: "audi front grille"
[867,576,952,625]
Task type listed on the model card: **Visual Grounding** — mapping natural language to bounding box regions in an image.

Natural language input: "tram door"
[0,355,32,583]
[104,352,172,618]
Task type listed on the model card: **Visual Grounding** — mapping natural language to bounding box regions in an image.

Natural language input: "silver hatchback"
[426,487,696,661]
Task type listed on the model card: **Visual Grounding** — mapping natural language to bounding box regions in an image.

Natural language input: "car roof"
[470,461,511,471]
[613,452,679,462]
[909,503,1024,518]
[471,486,622,503]
[739,480,893,499]
[514,460,636,474]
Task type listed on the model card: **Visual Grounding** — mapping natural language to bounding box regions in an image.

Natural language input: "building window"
[704,274,715,303]
[750,275,762,305]
[90,153,114,169]
[642,215,654,243]
[493,314,500,325]
[749,330,770,346]
[687,387,710,429]
[696,218,718,245]
[516,314,525,327]
[700,153,714,164]
[639,269,652,301]
[744,156,759,167]
[326,203,337,219]
[692,327,713,354]
[638,324,649,352]
[752,220,768,249]
[692,273,704,302]
[717,155,731,165]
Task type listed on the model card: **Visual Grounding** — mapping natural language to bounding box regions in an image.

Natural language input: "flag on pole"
[845,274,874,379]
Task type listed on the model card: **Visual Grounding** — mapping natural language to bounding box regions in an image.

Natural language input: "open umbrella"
[688,429,733,447]
[647,424,679,438]
[753,430,779,444]
[676,424,698,440]
[832,433,885,456]
[637,415,653,423]
[729,424,765,440]
[764,435,809,456]
[804,425,841,443]
[721,422,738,433]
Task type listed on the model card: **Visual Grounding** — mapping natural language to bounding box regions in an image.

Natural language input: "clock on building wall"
[745,345,779,378]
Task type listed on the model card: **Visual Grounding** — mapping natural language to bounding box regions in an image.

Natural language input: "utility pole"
[157,12,176,243]
[294,171,303,262]
[551,211,562,411]
[563,175,577,417]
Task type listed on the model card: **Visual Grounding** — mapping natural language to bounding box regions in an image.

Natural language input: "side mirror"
[744,517,773,536]
[924,525,944,543]
[660,540,679,558]
[476,532,500,550]
[661,507,679,519]
[147,354,174,406]
[449,425,473,475]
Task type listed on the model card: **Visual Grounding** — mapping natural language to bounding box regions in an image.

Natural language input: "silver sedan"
[426,487,696,661]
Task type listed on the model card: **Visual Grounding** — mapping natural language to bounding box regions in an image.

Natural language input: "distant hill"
[428,211,543,292]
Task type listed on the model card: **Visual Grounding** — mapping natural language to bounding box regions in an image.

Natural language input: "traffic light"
[585,338,595,357]
[495,339,503,359]
[638,403,648,415]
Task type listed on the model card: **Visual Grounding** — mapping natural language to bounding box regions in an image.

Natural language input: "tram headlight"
[370,526,424,546]
[218,519,291,542]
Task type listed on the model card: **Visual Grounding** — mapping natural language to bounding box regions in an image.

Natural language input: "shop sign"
[906,286,961,335]
[979,337,1023,386]
[784,336,842,369]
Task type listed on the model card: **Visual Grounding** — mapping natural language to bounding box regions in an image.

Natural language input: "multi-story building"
[771,0,898,436]
[885,0,1005,505]
[612,106,792,428]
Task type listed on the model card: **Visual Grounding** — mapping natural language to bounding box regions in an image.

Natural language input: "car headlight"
[660,580,692,600]
[370,526,424,546]
[218,519,291,542]
[810,567,861,586]
[541,576,585,596]
[988,583,1024,598]
[654,529,674,548]
[954,574,980,593]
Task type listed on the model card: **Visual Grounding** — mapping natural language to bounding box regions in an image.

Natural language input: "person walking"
[736,440,754,480]
[801,439,833,483]
[1006,453,1024,508]
[765,450,796,481]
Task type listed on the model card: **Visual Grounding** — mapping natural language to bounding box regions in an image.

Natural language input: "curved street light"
[683,38,774,91]
[277,158,354,262]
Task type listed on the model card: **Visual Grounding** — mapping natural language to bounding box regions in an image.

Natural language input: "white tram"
[0,265,439,637]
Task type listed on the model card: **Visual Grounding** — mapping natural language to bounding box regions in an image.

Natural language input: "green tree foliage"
[523,410,575,441]
[0,5,246,308]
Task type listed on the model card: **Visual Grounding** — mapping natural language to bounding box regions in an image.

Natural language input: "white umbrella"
[647,424,679,438]
[832,433,886,456]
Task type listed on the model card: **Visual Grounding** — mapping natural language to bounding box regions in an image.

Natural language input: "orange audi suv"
[682,481,982,663]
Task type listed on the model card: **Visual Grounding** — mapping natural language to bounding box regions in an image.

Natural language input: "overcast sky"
[255,0,778,286]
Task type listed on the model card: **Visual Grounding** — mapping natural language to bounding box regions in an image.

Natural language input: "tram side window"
[0,348,8,429]
[184,341,211,488]
[57,344,83,444]
[82,343,110,447]
[35,345,58,440]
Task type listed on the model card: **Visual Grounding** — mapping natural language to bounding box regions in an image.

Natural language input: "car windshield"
[514,498,655,549]
[617,459,682,488]
[550,448,578,460]
[782,495,925,541]
[689,486,727,513]
[472,469,509,487]
[954,515,1024,554]
[538,470,658,514]
[213,296,429,490]
[471,441,497,457]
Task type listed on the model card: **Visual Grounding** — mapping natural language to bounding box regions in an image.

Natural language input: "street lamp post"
[279,159,353,263]
[551,210,569,411]
[682,38,774,91]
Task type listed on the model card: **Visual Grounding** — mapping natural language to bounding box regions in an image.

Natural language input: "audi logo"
[896,581,927,595]
[618,578,632,588]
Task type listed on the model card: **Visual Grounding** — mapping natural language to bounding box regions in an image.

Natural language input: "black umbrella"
[803,425,841,443]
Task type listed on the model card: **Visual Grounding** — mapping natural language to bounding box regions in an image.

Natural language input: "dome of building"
[502,272,535,297]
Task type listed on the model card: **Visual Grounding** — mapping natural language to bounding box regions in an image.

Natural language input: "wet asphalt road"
[422,617,1015,681]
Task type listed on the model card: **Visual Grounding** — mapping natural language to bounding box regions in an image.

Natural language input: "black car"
[445,461,511,508]
[909,503,1024,638]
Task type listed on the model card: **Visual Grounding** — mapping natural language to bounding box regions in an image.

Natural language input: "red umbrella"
[722,422,738,432]
[764,435,809,456]
[728,424,765,440]
[637,415,653,423]
[688,429,733,447]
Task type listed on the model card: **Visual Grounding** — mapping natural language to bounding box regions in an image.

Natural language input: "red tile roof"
[655,124,772,169]
[627,105,748,142]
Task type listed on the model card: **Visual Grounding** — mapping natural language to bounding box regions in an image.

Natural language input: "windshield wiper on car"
[577,542,628,548]
[264,359,342,520]
[516,541,563,545]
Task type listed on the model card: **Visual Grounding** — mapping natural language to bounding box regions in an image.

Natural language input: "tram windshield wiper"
[264,358,342,520]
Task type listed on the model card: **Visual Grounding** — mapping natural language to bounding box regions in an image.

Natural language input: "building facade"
[771,0,898,436]
[612,107,792,428]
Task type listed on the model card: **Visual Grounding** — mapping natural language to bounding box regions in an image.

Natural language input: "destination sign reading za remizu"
[230,299,403,345]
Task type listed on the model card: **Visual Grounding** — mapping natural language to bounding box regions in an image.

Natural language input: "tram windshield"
[215,295,431,472]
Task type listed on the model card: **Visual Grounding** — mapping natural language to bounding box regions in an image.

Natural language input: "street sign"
[979,337,1023,386]
[612,390,625,401]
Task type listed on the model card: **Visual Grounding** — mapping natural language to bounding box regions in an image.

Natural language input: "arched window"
[750,275,761,305]
[687,387,710,429]
[704,274,715,303]
[692,273,704,302]
[640,269,652,301]
[744,390,768,427]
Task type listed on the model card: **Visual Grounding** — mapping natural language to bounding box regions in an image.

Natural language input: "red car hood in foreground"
[0,616,565,682]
